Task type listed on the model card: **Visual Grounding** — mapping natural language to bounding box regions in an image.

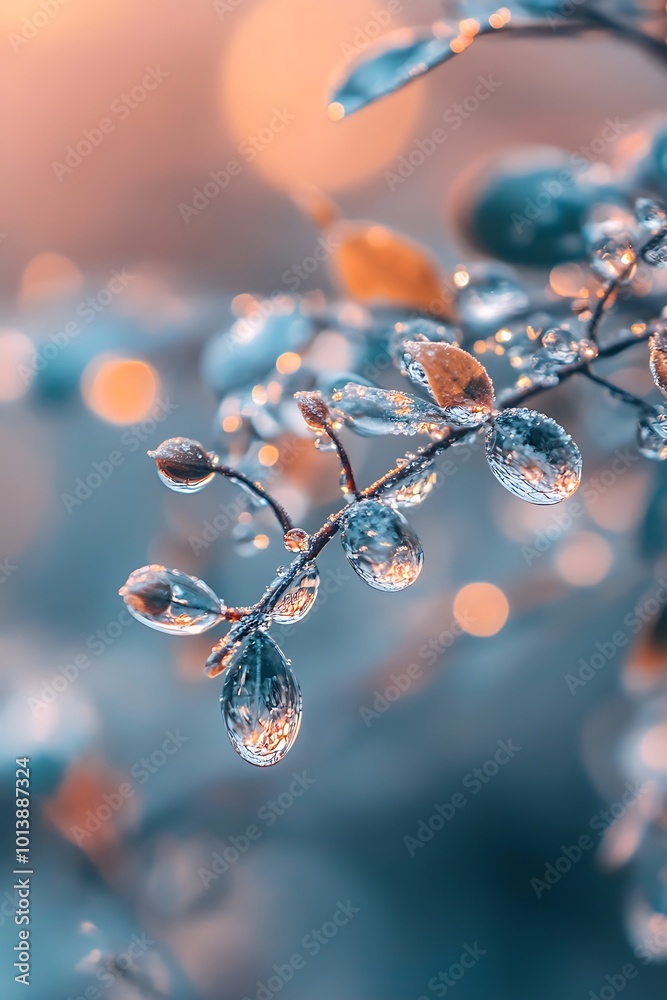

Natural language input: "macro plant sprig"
[120,200,667,768]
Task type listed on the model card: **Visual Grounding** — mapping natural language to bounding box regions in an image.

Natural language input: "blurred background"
[2,1,667,997]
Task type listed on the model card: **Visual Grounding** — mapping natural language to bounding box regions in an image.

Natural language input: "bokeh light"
[555,531,614,587]
[81,355,159,425]
[453,582,510,637]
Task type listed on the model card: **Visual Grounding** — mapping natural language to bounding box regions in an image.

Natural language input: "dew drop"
[272,563,320,624]
[455,263,529,330]
[149,437,216,493]
[541,327,580,364]
[221,632,302,766]
[485,408,582,504]
[283,527,309,552]
[340,499,423,591]
[120,565,224,633]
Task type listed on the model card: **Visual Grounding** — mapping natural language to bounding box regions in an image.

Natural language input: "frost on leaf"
[402,341,495,425]
[148,437,215,493]
[120,565,224,634]
[294,391,331,433]
[340,499,423,591]
[327,383,448,437]
[649,330,667,398]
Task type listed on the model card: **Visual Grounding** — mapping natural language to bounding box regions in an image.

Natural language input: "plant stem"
[212,465,294,533]
[580,369,650,410]
[587,232,667,342]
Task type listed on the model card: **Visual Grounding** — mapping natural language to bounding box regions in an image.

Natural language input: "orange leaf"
[403,342,494,419]
[328,222,451,317]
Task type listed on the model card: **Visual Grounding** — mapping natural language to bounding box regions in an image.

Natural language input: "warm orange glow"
[453,582,509,637]
[459,18,480,37]
[82,355,159,425]
[555,531,613,586]
[276,351,301,374]
[222,414,242,433]
[19,252,83,304]
[254,533,270,549]
[251,384,268,405]
[221,0,423,192]
[640,723,667,770]
[0,330,35,400]
[258,444,279,467]
[549,263,589,298]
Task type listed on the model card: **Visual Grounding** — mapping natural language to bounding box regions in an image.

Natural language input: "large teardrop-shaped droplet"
[272,563,320,624]
[148,438,216,493]
[340,499,423,591]
[120,565,224,633]
[485,407,581,504]
[221,632,302,766]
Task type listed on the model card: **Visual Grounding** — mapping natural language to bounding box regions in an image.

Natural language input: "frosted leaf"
[283,528,309,552]
[635,197,667,235]
[390,318,460,374]
[485,408,582,504]
[317,371,375,400]
[120,565,224,634]
[328,383,447,437]
[454,263,529,330]
[149,438,215,493]
[541,328,580,363]
[383,459,437,508]
[221,632,302,766]
[272,563,319,624]
[577,338,599,362]
[649,331,667,397]
[644,242,667,269]
[638,406,667,460]
[340,499,423,591]
[328,20,494,119]
[402,342,494,425]
[294,390,331,433]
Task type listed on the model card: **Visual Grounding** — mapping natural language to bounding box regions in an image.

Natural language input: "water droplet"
[384,462,437,508]
[340,499,423,591]
[283,528,309,552]
[586,218,637,282]
[485,408,582,504]
[541,327,580,363]
[635,197,667,235]
[577,338,599,362]
[221,632,302,766]
[148,437,215,493]
[638,406,667,460]
[120,565,224,633]
[272,563,319,624]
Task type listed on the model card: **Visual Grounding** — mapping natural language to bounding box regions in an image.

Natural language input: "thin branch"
[212,465,294,534]
[587,232,667,343]
[579,369,651,410]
